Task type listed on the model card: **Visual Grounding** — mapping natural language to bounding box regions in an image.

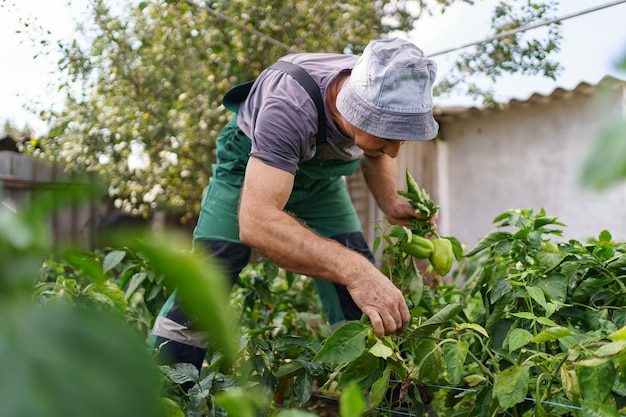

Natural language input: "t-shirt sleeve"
[249,96,317,175]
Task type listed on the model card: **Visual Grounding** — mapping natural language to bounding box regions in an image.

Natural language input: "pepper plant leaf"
[531,326,572,343]
[507,328,533,353]
[594,340,626,358]
[103,250,126,275]
[494,365,530,410]
[444,340,468,385]
[403,303,464,341]
[367,365,390,411]
[577,361,616,403]
[580,400,621,417]
[465,231,512,257]
[340,382,367,417]
[608,325,626,342]
[313,321,368,364]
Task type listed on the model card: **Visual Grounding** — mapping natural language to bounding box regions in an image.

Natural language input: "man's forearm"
[361,154,399,213]
[239,205,376,287]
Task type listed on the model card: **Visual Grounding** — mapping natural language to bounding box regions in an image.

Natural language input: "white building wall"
[441,86,626,249]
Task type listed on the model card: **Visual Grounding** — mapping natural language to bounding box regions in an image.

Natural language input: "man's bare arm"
[238,156,410,337]
[360,153,418,225]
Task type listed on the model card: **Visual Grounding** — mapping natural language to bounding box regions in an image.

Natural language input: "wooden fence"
[0,151,105,249]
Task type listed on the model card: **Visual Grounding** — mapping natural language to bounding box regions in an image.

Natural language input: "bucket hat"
[336,37,439,141]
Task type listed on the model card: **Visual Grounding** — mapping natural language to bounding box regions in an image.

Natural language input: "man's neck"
[326,72,352,138]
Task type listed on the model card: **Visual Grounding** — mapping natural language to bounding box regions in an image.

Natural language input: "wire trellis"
[310,379,626,417]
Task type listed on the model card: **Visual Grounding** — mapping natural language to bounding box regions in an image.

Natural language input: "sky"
[1,0,626,134]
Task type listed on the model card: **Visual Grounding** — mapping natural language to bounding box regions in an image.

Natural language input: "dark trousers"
[151,232,374,370]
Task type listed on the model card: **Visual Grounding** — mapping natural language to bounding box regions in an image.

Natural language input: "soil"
[300,395,340,416]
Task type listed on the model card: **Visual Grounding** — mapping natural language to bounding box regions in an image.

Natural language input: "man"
[151,37,439,370]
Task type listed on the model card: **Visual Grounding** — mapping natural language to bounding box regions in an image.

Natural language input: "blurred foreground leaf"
[0,302,163,417]
[121,231,238,364]
[580,118,626,191]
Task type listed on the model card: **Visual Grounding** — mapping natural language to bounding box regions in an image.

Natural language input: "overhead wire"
[181,0,626,57]
[428,0,626,57]
[182,0,299,53]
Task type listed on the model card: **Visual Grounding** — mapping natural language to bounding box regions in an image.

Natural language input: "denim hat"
[336,38,439,141]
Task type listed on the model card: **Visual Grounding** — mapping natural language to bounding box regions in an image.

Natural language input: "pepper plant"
[306,207,626,416]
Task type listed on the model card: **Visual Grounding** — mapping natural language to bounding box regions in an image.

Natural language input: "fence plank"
[1,151,103,249]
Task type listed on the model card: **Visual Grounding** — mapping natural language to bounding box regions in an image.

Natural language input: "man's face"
[353,127,406,158]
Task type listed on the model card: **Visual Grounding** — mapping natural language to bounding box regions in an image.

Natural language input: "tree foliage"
[29,0,562,220]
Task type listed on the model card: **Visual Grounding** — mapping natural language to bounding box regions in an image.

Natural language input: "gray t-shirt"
[236,53,363,175]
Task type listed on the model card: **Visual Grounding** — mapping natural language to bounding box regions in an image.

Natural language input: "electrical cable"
[181,0,626,57]
[428,0,626,57]
[182,0,298,53]
[178,0,626,111]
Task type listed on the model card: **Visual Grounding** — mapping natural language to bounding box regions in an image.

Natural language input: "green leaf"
[531,326,572,343]
[490,278,512,304]
[125,271,147,300]
[534,215,563,228]
[464,374,486,387]
[416,339,443,383]
[465,231,512,257]
[276,410,318,417]
[444,341,468,385]
[123,232,237,364]
[608,325,626,342]
[367,365,390,411]
[594,340,626,358]
[159,397,185,417]
[457,323,489,338]
[580,118,626,191]
[580,400,621,417]
[598,230,613,242]
[407,259,424,308]
[536,317,558,326]
[535,274,567,302]
[369,340,393,359]
[314,322,369,364]
[274,361,305,380]
[526,286,548,311]
[340,382,366,417]
[0,303,162,417]
[536,250,562,268]
[162,363,199,384]
[508,328,533,353]
[577,361,616,403]
[337,353,383,391]
[103,250,126,275]
[607,253,626,272]
[404,303,464,341]
[494,365,530,410]
[442,235,463,260]
[214,388,259,417]
[89,282,127,313]
[295,371,314,405]
[511,312,537,320]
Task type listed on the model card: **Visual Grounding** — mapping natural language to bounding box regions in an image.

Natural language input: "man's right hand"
[345,272,410,338]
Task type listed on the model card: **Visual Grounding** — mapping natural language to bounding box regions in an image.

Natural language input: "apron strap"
[222,61,328,146]
[267,61,328,145]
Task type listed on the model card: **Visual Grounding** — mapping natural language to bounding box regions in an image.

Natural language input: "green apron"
[193,113,362,323]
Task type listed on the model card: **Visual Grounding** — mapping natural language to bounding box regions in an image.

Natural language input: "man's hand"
[385,195,439,230]
[345,271,411,338]
[360,154,438,231]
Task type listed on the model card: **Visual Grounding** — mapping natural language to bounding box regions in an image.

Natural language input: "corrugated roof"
[434,75,625,121]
